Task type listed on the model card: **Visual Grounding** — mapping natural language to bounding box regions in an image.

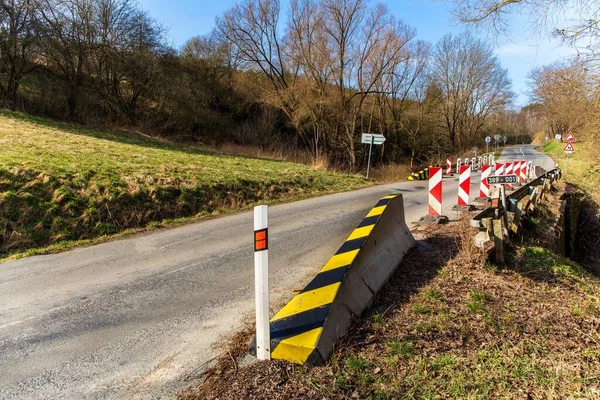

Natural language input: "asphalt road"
[0,146,550,399]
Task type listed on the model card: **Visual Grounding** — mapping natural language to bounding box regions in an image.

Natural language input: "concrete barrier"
[251,194,416,365]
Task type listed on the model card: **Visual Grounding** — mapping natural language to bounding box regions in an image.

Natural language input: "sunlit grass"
[0,110,369,258]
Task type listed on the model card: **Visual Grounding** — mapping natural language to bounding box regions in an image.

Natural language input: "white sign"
[555,134,562,140]
[485,136,491,143]
[361,133,386,145]
[494,134,501,141]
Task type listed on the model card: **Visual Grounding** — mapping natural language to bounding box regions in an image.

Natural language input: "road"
[0,146,550,399]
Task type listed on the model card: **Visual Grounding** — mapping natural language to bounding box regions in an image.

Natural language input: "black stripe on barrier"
[357,215,382,228]
[375,198,393,207]
[301,266,351,293]
[270,304,331,342]
[335,236,369,255]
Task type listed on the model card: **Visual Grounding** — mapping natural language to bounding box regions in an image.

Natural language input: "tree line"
[1,0,530,170]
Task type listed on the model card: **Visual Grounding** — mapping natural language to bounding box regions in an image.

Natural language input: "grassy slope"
[184,186,600,399]
[544,139,600,202]
[0,110,368,258]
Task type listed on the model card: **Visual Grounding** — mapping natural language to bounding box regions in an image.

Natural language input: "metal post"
[366,135,374,179]
[566,153,569,175]
[254,205,270,360]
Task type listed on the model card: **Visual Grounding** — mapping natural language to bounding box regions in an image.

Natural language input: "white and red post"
[254,205,270,360]
[527,161,533,179]
[457,165,471,206]
[480,164,491,198]
[456,158,462,174]
[520,160,527,182]
[446,157,453,176]
[496,162,505,177]
[429,167,443,217]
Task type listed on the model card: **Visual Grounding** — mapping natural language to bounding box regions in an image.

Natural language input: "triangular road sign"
[563,142,575,154]
[565,131,576,142]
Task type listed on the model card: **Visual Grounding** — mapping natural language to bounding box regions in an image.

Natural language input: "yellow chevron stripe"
[271,327,322,364]
[347,224,375,240]
[366,205,386,217]
[320,249,359,272]
[382,194,397,199]
[271,282,341,321]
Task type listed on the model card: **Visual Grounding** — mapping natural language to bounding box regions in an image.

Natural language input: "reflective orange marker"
[254,228,268,251]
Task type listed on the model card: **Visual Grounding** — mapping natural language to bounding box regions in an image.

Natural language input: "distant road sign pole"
[563,141,575,175]
[485,136,491,155]
[254,205,270,360]
[367,134,374,179]
[362,133,386,179]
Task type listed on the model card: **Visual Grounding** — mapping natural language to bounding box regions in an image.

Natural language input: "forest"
[1,0,540,170]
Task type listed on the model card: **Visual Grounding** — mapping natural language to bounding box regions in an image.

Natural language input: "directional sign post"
[485,136,491,154]
[362,133,386,179]
[494,134,501,152]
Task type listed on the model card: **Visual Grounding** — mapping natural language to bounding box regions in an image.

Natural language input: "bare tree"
[450,0,600,60]
[528,60,593,136]
[0,0,40,109]
[429,32,513,148]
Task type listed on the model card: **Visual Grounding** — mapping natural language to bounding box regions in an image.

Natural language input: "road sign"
[487,174,518,185]
[565,131,576,142]
[503,136,508,144]
[494,134,501,141]
[362,133,386,179]
[485,136,491,143]
[563,142,575,154]
[361,133,386,145]
[555,134,562,140]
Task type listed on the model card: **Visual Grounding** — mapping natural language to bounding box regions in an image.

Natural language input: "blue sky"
[138,0,574,106]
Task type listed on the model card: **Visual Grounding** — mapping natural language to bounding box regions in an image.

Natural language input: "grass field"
[0,110,369,258]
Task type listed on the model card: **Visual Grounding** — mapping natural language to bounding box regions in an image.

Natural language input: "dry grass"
[180,191,600,399]
[368,163,412,183]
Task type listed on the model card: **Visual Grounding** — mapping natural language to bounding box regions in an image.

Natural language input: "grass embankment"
[183,185,600,399]
[0,110,369,259]
[544,139,600,202]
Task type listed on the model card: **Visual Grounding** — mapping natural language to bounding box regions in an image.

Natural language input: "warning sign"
[563,142,575,154]
[565,131,576,142]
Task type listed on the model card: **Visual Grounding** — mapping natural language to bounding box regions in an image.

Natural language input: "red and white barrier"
[471,157,476,171]
[456,158,462,174]
[506,162,513,176]
[520,160,527,181]
[428,167,442,217]
[496,162,505,176]
[457,165,470,206]
[480,165,491,198]
[446,157,453,175]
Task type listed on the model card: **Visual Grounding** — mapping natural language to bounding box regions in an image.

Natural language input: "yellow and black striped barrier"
[252,194,416,365]
[407,166,433,181]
